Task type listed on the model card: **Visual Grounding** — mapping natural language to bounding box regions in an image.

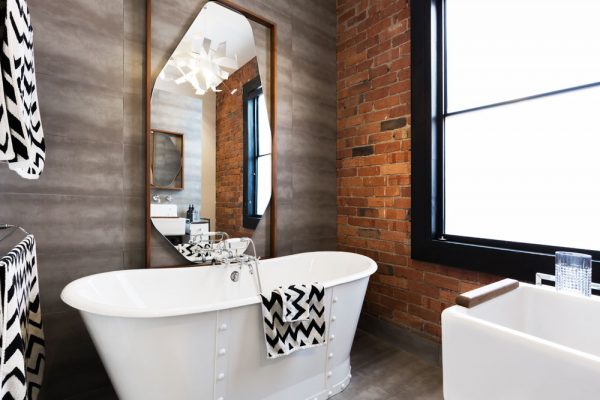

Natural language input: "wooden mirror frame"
[150,129,184,190]
[145,0,278,267]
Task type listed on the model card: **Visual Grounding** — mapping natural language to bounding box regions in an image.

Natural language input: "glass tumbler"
[555,251,592,296]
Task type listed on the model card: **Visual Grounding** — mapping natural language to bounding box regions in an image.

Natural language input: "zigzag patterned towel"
[278,284,311,322]
[0,0,13,162]
[0,0,45,179]
[0,234,45,400]
[261,283,326,359]
[175,242,215,263]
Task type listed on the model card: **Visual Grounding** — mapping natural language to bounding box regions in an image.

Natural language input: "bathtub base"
[305,372,351,400]
[259,359,352,400]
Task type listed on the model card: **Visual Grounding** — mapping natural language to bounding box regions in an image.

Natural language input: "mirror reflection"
[151,130,184,189]
[150,1,272,264]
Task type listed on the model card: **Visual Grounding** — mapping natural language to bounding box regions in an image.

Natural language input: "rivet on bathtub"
[217,397,224,400]
[341,383,346,389]
[333,296,338,303]
[327,371,332,378]
[330,334,335,340]
[219,323,228,331]
[217,373,225,380]
[328,352,333,359]
[331,315,337,321]
[218,348,227,356]
[328,391,333,396]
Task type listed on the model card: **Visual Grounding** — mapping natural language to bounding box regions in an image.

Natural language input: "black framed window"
[411,0,600,281]
[243,76,272,229]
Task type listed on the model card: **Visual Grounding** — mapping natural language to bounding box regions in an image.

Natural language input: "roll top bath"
[61,251,377,400]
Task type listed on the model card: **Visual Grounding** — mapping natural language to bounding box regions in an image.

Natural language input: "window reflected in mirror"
[243,76,272,229]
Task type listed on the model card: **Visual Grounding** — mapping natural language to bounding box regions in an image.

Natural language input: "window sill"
[412,237,600,283]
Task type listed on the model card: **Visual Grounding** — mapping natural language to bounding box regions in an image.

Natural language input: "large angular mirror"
[146,1,276,266]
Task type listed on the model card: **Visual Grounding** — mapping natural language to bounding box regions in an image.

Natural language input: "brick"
[369,64,390,79]
[439,289,458,304]
[380,117,407,131]
[351,145,374,157]
[357,166,380,176]
[459,281,482,293]
[408,304,439,324]
[357,207,380,217]
[424,273,460,292]
[380,163,409,175]
[394,266,424,281]
[338,167,357,177]
[423,323,442,339]
[379,275,408,288]
[392,310,423,330]
[447,266,479,282]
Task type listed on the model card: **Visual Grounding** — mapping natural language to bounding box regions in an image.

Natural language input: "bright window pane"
[446,0,600,112]
[258,94,271,155]
[256,155,271,215]
[445,86,600,251]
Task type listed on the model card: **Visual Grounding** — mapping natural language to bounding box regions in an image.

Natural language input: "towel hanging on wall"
[0,233,45,400]
[0,0,45,179]
[0,0,13,164]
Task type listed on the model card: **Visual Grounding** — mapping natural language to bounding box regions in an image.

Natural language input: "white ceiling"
[155,1,257,98]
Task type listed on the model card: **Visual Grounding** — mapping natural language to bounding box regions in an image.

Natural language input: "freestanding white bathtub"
[61,251,376,400]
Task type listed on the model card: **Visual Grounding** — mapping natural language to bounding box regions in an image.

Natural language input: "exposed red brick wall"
[215,58,260,237]
[336,0,501,341]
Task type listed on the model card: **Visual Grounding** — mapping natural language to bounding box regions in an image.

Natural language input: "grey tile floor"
[338,329,443,400]
[69,329,443,400]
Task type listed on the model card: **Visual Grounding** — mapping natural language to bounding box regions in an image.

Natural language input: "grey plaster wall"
[0,0,336,398]
[151,89,203,215]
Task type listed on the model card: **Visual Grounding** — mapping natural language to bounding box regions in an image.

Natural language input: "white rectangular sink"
[443,282,600,400]
[151,217,186,236]
[150,204,178,217]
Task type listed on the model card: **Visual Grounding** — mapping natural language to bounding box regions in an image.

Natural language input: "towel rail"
[0,224,29,245]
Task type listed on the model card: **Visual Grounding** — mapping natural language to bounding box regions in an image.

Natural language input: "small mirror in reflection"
[151,130,184,189]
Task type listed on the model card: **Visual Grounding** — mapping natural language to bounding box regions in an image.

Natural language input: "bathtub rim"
[61,251,377,319]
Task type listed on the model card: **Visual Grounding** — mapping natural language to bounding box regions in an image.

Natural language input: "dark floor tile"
[347,329,443,400]
[350,330,400,371]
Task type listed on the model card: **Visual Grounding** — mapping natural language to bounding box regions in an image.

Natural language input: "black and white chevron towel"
[0,235,45,400]
[0,0,45,179]
[261,283,326,359]
[175,242,214,263]
[278,284,311,322]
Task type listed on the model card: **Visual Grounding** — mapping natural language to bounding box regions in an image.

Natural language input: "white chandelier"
[163,37,238,96]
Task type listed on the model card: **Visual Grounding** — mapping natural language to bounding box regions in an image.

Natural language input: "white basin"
[150,204,178,217]
[443,282,600,399]
[151,217,186,236]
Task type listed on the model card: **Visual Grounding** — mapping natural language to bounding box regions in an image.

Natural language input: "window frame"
[411,0,600,282]
[243,76,265,229]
